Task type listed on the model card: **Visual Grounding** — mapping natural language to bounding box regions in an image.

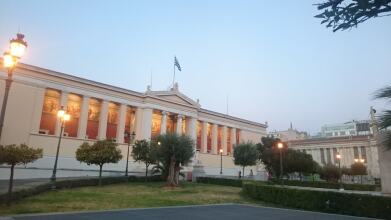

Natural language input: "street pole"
[279,148,284,185]
[0,68,13,143]
[51,119,64,186]
[338,159,343,190]
[220,151,223,175]
[125,137,130,176]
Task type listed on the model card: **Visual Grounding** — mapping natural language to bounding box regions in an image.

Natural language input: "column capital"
[162,110,167,116]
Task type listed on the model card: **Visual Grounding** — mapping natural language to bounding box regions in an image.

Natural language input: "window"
[124,107,135,143]
[65,93,81,137]
[182,118,186,134]
[333,148,338,163]
[227,127,232,154]
[39,89,61,135]
[360,146,367,162]
[86,98,101,139]
[326,148,331,164]
[207,123,212,152]
[340,131,346,136]
[151,111,162,141]
[217,126,222,152]
[106,102,119,140]
[196,121,202,150]
[166,115,175,133]
[236,129,240,144]
[320,148,326,165]
[353,146,359,159]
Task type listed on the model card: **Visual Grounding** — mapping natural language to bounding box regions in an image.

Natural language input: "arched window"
[39,89,61,135]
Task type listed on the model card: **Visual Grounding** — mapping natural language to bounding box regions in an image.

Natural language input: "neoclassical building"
[287,135,380,178]
[0,63,267,177]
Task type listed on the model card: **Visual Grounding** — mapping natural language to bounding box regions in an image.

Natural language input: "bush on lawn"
[242,182,391,219]
[269,178,378,191]
[0,175,161,204]
[196,177,243,187]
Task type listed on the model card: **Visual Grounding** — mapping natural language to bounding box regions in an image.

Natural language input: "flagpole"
[172,61,176,88]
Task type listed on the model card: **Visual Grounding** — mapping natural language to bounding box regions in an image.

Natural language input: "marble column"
[77,95,90,139]
[176,114,183,135]
[97,100,109,140]
[201,121,208,153]
[55,91,68,136]
[186,117,197,141]
[30,87,45,134]
[160,111,167,134]
[222,126,227,155]
[231,128,236,147]
[211,123,218,154]
[116,104,127,143]
[141,107,153,140]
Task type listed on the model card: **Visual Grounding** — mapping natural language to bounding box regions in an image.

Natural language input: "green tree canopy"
[319,164,341,182]
[76,140,122,186]
[131,139,158,177]
[0,144,43,205]
[156,133,194,186]
[374,85,391,150]
[315,0,391,32]
[350,162,368,176]
[233,142,259,176]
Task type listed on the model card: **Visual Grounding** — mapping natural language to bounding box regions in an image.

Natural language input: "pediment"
[146,90,200,108]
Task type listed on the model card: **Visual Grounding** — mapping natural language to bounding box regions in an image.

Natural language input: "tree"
[76,140,122,186]
[131,139,158,177]
[350,162,367,183]
[319,164,341,182]
[233,142,259,176]
[315,0,391,32]
[374,85,391,150]
[156,133,194,187]
[284,149,318,179]
[0,144,42,205]
[257,137,283,178]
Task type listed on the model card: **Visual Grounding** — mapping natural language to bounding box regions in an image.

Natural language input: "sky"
[1,0,390,135]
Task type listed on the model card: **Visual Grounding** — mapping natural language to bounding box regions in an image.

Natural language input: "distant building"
[288,135,380,178]
[268,123,308,141]
[320,120,371,138]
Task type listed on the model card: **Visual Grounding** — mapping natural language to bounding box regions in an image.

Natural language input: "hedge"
[269,179,378,191]
[196,177,243,187]
[0,175,162,204]
[242,182,391,219]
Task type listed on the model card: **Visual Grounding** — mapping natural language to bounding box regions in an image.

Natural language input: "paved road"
[4,204,375,220]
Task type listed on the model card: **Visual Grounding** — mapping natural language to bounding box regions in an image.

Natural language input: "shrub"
[0,175,162,204]
[269,179,378,191]
[196,177,243,187]
[242,182,391,219]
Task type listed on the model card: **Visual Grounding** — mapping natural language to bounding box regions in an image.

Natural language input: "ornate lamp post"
[0,33,27,142]
[124,131,136,176]
[219,148,223,175]
[277,142,284,185]
[336,152,343,190]
[51,106,70,185]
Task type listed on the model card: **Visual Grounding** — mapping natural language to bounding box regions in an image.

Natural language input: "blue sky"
[1,0,390,134]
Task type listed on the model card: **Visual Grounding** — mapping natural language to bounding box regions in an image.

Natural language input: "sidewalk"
[280,184,388,197]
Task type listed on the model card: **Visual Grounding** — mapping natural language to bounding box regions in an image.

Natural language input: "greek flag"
[174,56,181,71]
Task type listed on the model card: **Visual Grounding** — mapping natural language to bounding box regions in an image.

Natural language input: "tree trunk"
[7,164,15,206]
[174,163,180,185]
[145,164,149,182]
[99,164,103,186]
[167,157,176,187]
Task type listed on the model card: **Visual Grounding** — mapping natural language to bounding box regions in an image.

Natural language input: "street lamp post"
[219,149,223,175]
[277,142,284,185]
[0,33,27,143]
[51,106,70,186]
[125,131,136,176]
[336,153,343,190]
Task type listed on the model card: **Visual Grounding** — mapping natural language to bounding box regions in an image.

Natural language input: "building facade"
[268,123,308,141]
[287,135,380,178]
[0,63,267,178]
[320,120,371,138]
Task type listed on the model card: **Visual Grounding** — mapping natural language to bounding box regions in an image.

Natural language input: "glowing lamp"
[3,51,15,68]
[9,33,27,58]
[336,153,341,160]
[57,109,65,118]
[354,158,359,163]
[277,142,283,149]
[360,159,365,163]
[219,149,223,153]
[63,114,71,121]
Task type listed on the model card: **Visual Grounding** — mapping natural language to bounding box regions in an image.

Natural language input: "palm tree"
[374,85,391,150]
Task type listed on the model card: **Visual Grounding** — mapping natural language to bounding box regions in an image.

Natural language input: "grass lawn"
[0,182,262,215]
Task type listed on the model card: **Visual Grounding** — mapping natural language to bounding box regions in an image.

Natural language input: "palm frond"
[380,131,391,150]
[378,110,391,129]
[373,86,391,100]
